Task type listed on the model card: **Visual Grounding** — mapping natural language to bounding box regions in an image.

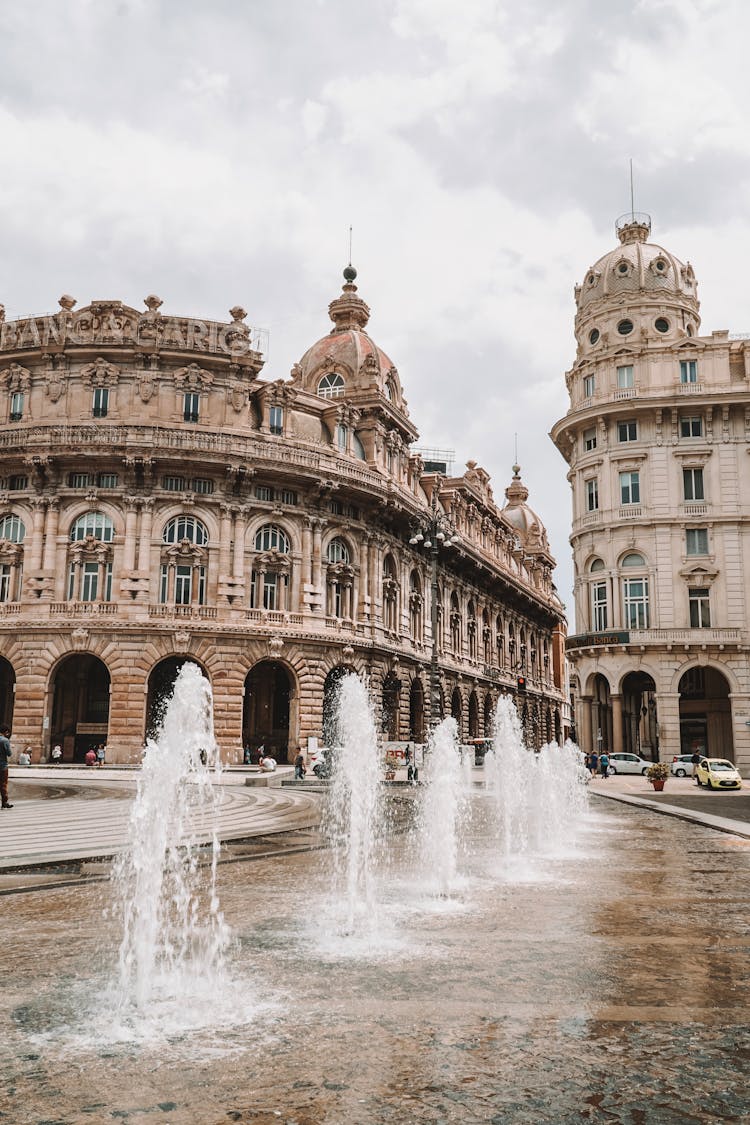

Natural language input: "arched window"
[254,525,290,553]
[621,553,649,628]
[162,515,208,546]
[590,558,608,631]
[317,372,345,399]
[353,432,366,460]
[0,515,25,543]
[327,538,350,564]
[70,511,114,543]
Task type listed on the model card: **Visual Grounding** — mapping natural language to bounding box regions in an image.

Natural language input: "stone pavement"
[588,771,750,839]
[0,766,321,873]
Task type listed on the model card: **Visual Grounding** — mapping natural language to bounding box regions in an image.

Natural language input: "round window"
[587,274,596,286]
[589,328,600,345]
[617,319,634,336]
[655,318,669,333]
[655,259,666,272]
[618,262,629,275]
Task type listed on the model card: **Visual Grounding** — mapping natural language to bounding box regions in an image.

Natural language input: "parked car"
[607,752,651,775]
[695,758,742,790]
[671,753,699,777]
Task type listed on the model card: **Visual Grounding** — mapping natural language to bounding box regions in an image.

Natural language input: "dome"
[290,267,406,411]
[576,213,698,315]
[502,465,550,554]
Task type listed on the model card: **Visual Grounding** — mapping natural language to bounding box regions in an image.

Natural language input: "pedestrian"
[589,751,598,777]
[0,725,13,807]
[96,744,106,768]
[691,750,702,785]
[294,747,306,780]
[85,747,96,767]
[243,745,252,765]
[599,751,610,779]
[51,744,62,764]
[259,752,276,773]
[18,748,31,767]
[405,744,418,784]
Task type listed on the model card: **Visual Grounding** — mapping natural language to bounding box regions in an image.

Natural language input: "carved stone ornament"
[341,644,355,660]
[71,627,90,651]
[137,371,156,402]
[144,295,163,313]
[268,635,284,655]
[80,357,120,387]
[174,362,213,389]
[58,294,77,311]
[229,382,246,412]
[0,363,31,392]
[173,630,191,652]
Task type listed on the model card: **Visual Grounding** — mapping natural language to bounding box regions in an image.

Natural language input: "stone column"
[579,695,593,754]
[358,538,369,619]
[311,521,323,589]
[28,500,46,572]
[122,499,139,572]
[232,508,246,580]
[218,504,232,581]
[137,500,153,574]
[41,499,59,572]
[654,691,681,763]
[611,694,624,755]
[302,520,313,586]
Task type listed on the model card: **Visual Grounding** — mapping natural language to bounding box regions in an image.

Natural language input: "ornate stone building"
[0,270,566,763]
[551,214,750,771]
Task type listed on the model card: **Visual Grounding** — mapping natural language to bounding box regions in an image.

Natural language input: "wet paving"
[2,795,750,1124]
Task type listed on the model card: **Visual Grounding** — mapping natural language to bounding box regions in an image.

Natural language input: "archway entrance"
[622,671,657,760]
[592,673,612,755]
[243,660,292,763]
[451,688,462,739]
[382,673,401,741]
[409,679,425,743]
[50,654,110,762]
[0,657,15,732]
[468,691,479,738]
[483,693,494,737]
[678,666,732,760]
[146,657,204,742]
[322,665,355,748]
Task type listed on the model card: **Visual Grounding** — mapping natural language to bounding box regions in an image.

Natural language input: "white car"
[607,752,651,775]
[671,754,699,777]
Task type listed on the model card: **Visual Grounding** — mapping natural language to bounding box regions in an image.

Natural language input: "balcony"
[50,602,118,615]
[618,505,642,519]
[568,626,743,651]
[581,511,602,526]
[147,605,217,619]
[613,386,637,400]
[682,502,707,517]
[244,609,304,626]
[678,382,703,394]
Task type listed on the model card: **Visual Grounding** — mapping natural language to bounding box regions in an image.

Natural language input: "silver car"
[607,752,651,775]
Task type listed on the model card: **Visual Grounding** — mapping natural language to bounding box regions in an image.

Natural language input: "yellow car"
[695,758,742,790]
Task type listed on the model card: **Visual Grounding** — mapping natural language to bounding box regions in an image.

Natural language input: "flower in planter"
[646,761,669,781]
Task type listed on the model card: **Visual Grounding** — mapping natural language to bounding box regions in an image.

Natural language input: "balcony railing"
[613,386,637,400]
[682,502,707,517]
[568,626,743,651]
[50,602,118,615]
[678,382,703,394]
[618,505,642,519]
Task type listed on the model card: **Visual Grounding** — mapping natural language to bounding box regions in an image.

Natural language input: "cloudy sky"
[2,0,750,623]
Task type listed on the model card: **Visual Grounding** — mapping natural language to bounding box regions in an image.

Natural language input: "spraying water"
[113,662,230,1012]
[484,695,588,861]
[419,717,467,896]
[326,672,382,933]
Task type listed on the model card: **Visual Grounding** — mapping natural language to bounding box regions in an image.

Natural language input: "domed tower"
[551,213,750,774]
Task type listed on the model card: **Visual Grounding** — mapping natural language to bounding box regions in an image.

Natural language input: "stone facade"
[551,214,750,772]
[0,273,566,763]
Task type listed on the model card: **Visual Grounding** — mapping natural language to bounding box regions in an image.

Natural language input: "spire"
[328,264,370,332]
[504,463,529,506]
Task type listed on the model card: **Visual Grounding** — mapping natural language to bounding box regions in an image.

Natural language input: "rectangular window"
[617,420,638,442]
[586,479,599,512]
[69,473,92,488]
[620,471,640,505]
[583,427,597,452]
[680,416,702,438]
[686,527,709,556]
[183,392,200,423]
[689,586,711,628]
[160,564,168,604]
[0,564,11,603]
[592,581,608,631]
[92,387,109,418]
[269,405,283,435]
[623,577,649,629]
[105,562,113,602]
[81,562,99,602]
[617,365,634,389]
[9,391,23,421]
[680,360,698,384]
[192,478,214,494]
[8,475,28,491]
[337,424,348,452]
[583,374,595,398]
[163,476,185,492]
[263,572,278,610]
[281,489,298,505]
[197,565,206,606]
[255,485,272,502]
[175,565,192,605]
[329,498,343,515]
[97,474,118,489]
[683,468,704,501]
[68,562,75,601]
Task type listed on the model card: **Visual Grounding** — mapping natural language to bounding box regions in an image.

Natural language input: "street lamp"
[409,480,460,731]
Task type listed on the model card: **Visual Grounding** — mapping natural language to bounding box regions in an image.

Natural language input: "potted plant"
[646,761,669,791]
[383,754,400,782]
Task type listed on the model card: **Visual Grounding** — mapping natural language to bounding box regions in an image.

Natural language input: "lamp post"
[409,481,460,731]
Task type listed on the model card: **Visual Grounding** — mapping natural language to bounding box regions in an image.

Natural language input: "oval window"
[618,262,629,275]
[617,319,634,336]
[654,259,667,272]
[589,328,600,345]
[587,274,596,286]
[655,318,669,334]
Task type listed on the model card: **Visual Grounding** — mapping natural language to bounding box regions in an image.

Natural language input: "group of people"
[84,744,106,767]
[584,751,611,778]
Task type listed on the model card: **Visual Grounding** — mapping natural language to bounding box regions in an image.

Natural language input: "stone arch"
[381,670,401,740]
[245,514,302,555]
[49,652,111,762]
[591,671,612,755]
[0,656,15,732]
[243,659,297,763]
[620,670,658,760]
[450,686,463,737]
[321,531,359,567]
[409,677,425,743]
[322,664,357,746]
[155,504,219,544]
[63,501,124,539]
[677,664,733,762]
[468,689,480,738]
[483,692,494,737]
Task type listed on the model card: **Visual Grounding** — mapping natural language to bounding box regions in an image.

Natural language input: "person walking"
[51,744,62,764]
[599,751,610,779]
[589,751,599,778]
[691,750,702,785]
[0,726,13,808]
[96,744,106,768]
[294,748,306,780]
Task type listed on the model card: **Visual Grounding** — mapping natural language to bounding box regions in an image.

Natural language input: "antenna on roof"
[630,158,635,220]
[348,225,353,264]
[514,432,518,463]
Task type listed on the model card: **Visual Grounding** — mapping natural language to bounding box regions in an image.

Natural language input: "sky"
[2,0,750,624]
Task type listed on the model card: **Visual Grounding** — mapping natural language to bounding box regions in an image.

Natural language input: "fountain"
[418,716,468,896]
[484,695,588,863]
[113,662,230,1014]
[325,672,383,934]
